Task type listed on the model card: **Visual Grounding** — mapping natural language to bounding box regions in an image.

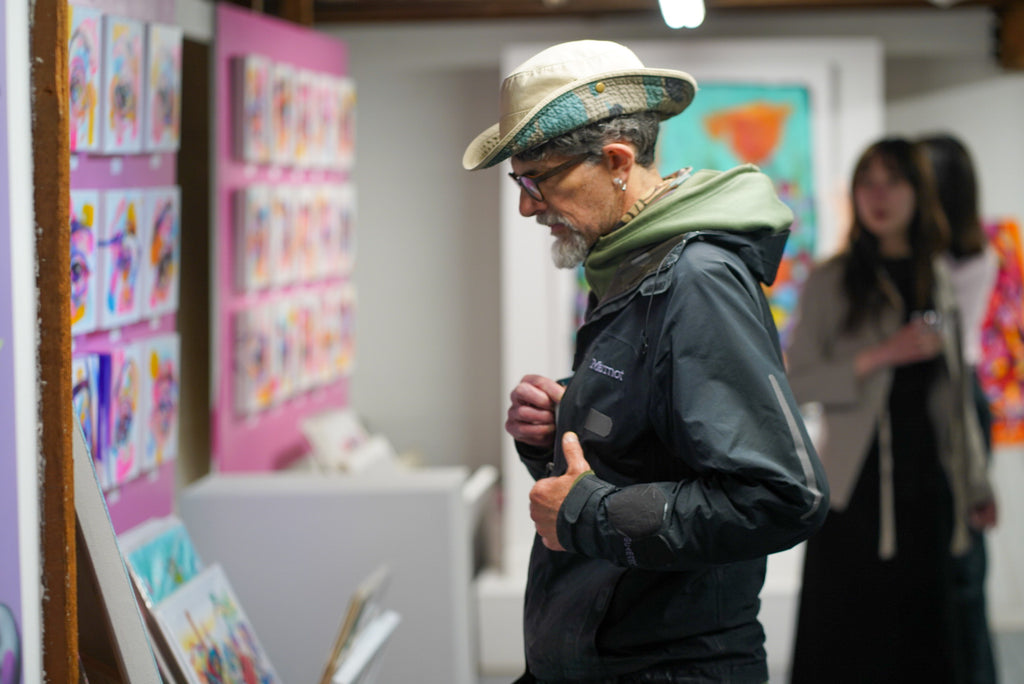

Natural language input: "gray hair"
[514,112,662,167]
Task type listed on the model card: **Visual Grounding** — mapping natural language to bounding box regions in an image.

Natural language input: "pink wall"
[213,5,350,472]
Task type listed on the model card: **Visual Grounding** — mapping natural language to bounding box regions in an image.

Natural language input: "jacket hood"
[585,164,793,299]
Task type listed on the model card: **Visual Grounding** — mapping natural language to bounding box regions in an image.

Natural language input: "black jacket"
[518,226,829,682]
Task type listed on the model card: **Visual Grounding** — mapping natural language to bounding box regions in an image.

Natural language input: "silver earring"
[613,178,627,192]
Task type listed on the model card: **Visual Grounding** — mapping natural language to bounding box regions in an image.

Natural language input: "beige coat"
[786,254,992,557]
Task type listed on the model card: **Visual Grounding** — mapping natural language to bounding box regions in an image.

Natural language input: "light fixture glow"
[658,0,705,29]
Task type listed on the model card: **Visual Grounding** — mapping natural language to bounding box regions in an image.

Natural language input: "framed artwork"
[235,185,273,292]
[141,333,181,471]
[295,292,321,392]
[293,186,317,282]
[270,61,296,166]
[101,14,144,154]
[336,182,357,277]
[234,306,278,415]
[659,81,817,347]
[336,77,356,172]
[153,564,282,684]
[293,69,314,168]
[322,285,356,382]
[316,74,339,170]
[311,185,333,279]
[270,186,297,287]
[70,189,101,335]
[144,23,183,152]
[272,297,301,401]
[72,353,103,488]
[68,4,104,152]
[980,218,1024,446]
[98,189,145,329]
[142,186,181,318]
[102,344,143,488]
[118,515,202,608]
[234,54,272,164]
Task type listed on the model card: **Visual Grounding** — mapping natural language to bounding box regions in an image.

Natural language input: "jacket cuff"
[556,474,611,555]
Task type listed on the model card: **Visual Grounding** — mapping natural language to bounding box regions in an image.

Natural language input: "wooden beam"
[30,0,76,681]
[999,0,1024,68]
[312,0,1003,23]
[281,0,317,24]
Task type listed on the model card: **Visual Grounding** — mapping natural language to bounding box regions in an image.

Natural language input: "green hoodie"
[584,164,794,300]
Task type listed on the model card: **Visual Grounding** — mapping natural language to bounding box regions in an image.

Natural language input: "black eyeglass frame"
[508,154,592,202]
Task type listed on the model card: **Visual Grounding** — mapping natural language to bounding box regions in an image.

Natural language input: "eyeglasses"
[508,154,591,202]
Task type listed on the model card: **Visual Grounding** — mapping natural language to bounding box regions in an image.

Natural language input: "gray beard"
[551,228,590,269]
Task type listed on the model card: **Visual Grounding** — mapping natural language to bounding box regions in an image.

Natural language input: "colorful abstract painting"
[72,354,103,488]
[153,564,282,684]
[119,515,203,607]
[658,82,817,346]
[102,345,142,488]
[236,54,271,164]
[98,189,144,329]
[293,69,314,168]
[335,182,357,277]
[141,333,180,470]
[235,185,273,291]
[336,77,356,172]
[143,186,181,317]
[144,23,183,152]
[101,15,143,154]
[70,189,100,335]
[234,306,277,415]
[270,187,296,287]
[322,285,356,381]
[68,4,103,152]
[272,298,301,400]
[270,61,295,165]
[979,218,1024,446]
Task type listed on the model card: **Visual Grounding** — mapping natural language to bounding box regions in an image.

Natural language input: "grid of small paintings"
[69,6,183,154]
[72,333,181,492]
[234,53,355,171]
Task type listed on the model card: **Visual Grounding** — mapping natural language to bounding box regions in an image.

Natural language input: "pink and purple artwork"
[70,189,101,336]
[98,189,144,329]
[336,77,356,172]
[235,185,273,292]
[235,54,271,164]
[141,333,180,470]
[234,306,278,415]
[72,354,104,488]
[102,345,143,488]
[101,14,144,154]
[270,61,295,166]
[270,186,296,287]
[68,4,103,152]
[144,23,183,152]
[142,186,180,317]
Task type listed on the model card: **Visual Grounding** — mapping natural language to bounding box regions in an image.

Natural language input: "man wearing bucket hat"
[466,40,829,683]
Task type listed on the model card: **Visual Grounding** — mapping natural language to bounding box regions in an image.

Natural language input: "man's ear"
[602,143,636,176]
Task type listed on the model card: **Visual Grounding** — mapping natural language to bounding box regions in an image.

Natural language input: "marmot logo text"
[589,358,624,381]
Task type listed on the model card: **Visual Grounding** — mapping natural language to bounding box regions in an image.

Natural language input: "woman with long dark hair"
[786,138,995,683]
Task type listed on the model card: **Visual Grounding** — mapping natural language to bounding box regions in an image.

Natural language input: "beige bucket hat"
[463,40,697,171]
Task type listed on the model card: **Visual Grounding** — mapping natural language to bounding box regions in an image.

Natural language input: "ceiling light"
[659,0,705,29]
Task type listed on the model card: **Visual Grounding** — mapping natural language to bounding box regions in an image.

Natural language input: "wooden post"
[30,0,75,682]
[999,0,1024,70]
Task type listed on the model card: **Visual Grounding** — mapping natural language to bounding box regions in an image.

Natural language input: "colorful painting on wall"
[102,345,143,488]
[270,61,295,166]
[144,23,183,152]
[235,54,271,164]
[658,82,817,346]
[70,189,101,335]
[72,354,103,488]
[98,189,144,329]
[234,306,278,415]
[141,333,180,470]
[153,564,282,684]
[101,14,144,154]
[142,186,181,317]
[980,218,1024,446]
[336,77,356,172]
[235,185,273,291]
[68,4,103,152]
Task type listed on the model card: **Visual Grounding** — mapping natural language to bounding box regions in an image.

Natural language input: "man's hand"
[971,499,998,530]
[529,432,593,551]
[506,374,566,448]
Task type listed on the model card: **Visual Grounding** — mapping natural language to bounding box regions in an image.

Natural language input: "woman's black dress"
[790,258,959,684]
